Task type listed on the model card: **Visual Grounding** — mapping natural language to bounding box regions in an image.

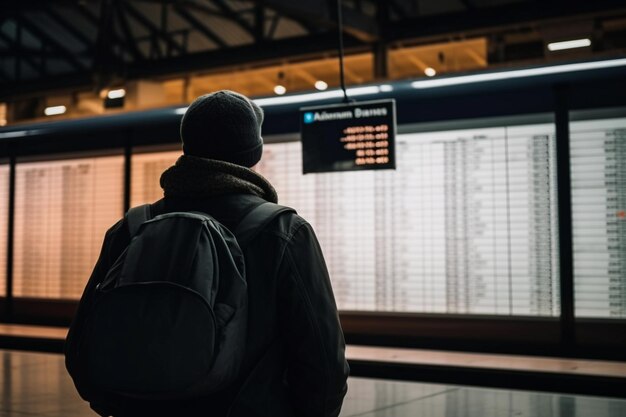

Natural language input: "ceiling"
[1,0,625,102]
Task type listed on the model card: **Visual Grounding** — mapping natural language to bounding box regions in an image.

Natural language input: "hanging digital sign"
[300,99,396,173]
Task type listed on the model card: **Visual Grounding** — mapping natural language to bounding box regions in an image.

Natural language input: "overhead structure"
[0,0,625,102]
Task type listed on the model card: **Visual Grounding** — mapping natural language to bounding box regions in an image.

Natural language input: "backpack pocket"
[87,282,217,399]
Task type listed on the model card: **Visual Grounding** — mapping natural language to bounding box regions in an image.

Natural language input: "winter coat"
[65,155,349,417]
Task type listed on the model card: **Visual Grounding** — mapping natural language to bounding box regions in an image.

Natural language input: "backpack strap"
[234,202,295,246]
[126,204,152,237]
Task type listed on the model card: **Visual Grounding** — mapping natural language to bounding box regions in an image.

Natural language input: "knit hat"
[180,90,264,167]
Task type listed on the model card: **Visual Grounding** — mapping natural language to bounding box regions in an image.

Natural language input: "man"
[65,90,349,417]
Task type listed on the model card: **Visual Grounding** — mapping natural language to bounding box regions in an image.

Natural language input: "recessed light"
[315,80,328,91]
[548,38,591,52]
[44,106,67,116]
[424,67,437,77]
[107,89,126,99]
[274,85,287,95]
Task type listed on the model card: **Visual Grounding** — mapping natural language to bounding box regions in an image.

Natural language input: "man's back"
[66,90,349,416]
[66,192,349,417]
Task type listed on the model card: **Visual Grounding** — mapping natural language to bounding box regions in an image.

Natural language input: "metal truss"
[0,0,625,99]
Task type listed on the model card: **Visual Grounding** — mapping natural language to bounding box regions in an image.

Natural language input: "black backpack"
[82,201,293,401]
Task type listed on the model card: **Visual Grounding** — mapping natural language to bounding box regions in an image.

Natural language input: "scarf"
[160,155,278,203]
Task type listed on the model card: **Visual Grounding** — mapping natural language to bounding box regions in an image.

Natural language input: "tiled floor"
[1,349,625,417]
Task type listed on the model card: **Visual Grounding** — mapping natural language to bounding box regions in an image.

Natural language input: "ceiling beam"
[465,48,487,67]
[126,31,365,78]
[15,14,86,71]
[174,5,227,48]
[459,0,475,11]
[123,1,186,56]
[41,5,94,52]
[116,1,145,62]
[254,0,378,42]
[0,72,93,101]
[0,30,366,100]
[388,0,626,41]
[0,30,46,76]
[0,47,91,58]
[66,0,129,56]
[211,0,256,38]
[267,13,281,39]
[93,0,118,88]
[0,66,10,82]
[386,0,411,19]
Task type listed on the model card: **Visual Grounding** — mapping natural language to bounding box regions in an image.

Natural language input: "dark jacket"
[65,156,349,417]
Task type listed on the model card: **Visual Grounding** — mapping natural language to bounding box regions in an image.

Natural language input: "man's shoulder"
[262,205,311,242]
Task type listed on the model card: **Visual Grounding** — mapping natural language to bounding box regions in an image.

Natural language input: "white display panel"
[130,151,180,206]
[570,117,626,318]
[13,156,124,299]
[127,123,560,315]
[258,124,560,315]
[0,164,8,297]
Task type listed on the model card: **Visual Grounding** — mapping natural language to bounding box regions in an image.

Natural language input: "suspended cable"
[337,0,350,103]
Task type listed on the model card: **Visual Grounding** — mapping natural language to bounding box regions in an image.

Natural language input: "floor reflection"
[1,350,625,417]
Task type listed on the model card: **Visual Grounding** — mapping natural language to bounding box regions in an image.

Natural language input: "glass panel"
[571,117,626,318]
[13,155,124,299]
[0,164,8,297]
[258,123,560,315]
[130,151,180,206]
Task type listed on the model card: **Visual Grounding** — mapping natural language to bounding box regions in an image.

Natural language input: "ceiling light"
[274,85,287,95]
[424,67,437,77]
[44,106,67,116]
[548,38,592,52]
[315,80,328,91]
[107,88,126,99]
[411,58,626,89]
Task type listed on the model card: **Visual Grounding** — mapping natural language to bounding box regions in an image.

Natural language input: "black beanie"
[180,90,264,167]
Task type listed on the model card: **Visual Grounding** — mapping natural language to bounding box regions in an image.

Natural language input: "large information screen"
[129,124,560,315]
[13,155,124,299]
[301,99,396,173]
[131,150,180,206]
[571,117,626,318]
[0,164,8,297]
[259,122,560,315]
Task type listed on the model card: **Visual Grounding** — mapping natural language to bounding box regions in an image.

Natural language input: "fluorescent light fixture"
[424,67,437,77]
[107,88,126,99]
[274,85,287,95]
[315,80,328,91]
[0,129,43,139]
[411,58,626,89]
[548,38,591,52]
[44,105,67,116]
[254,85,383,107]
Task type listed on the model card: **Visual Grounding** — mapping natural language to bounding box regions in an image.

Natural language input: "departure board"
[571,117,626,318]
[0,164,8,297]
[301,100,396,173]
[13,156,124,299]
[260,123,561,315]
[122,123,560,315]
[130,151,180,206]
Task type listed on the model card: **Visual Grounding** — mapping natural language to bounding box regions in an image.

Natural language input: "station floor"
[2,349,626,417]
